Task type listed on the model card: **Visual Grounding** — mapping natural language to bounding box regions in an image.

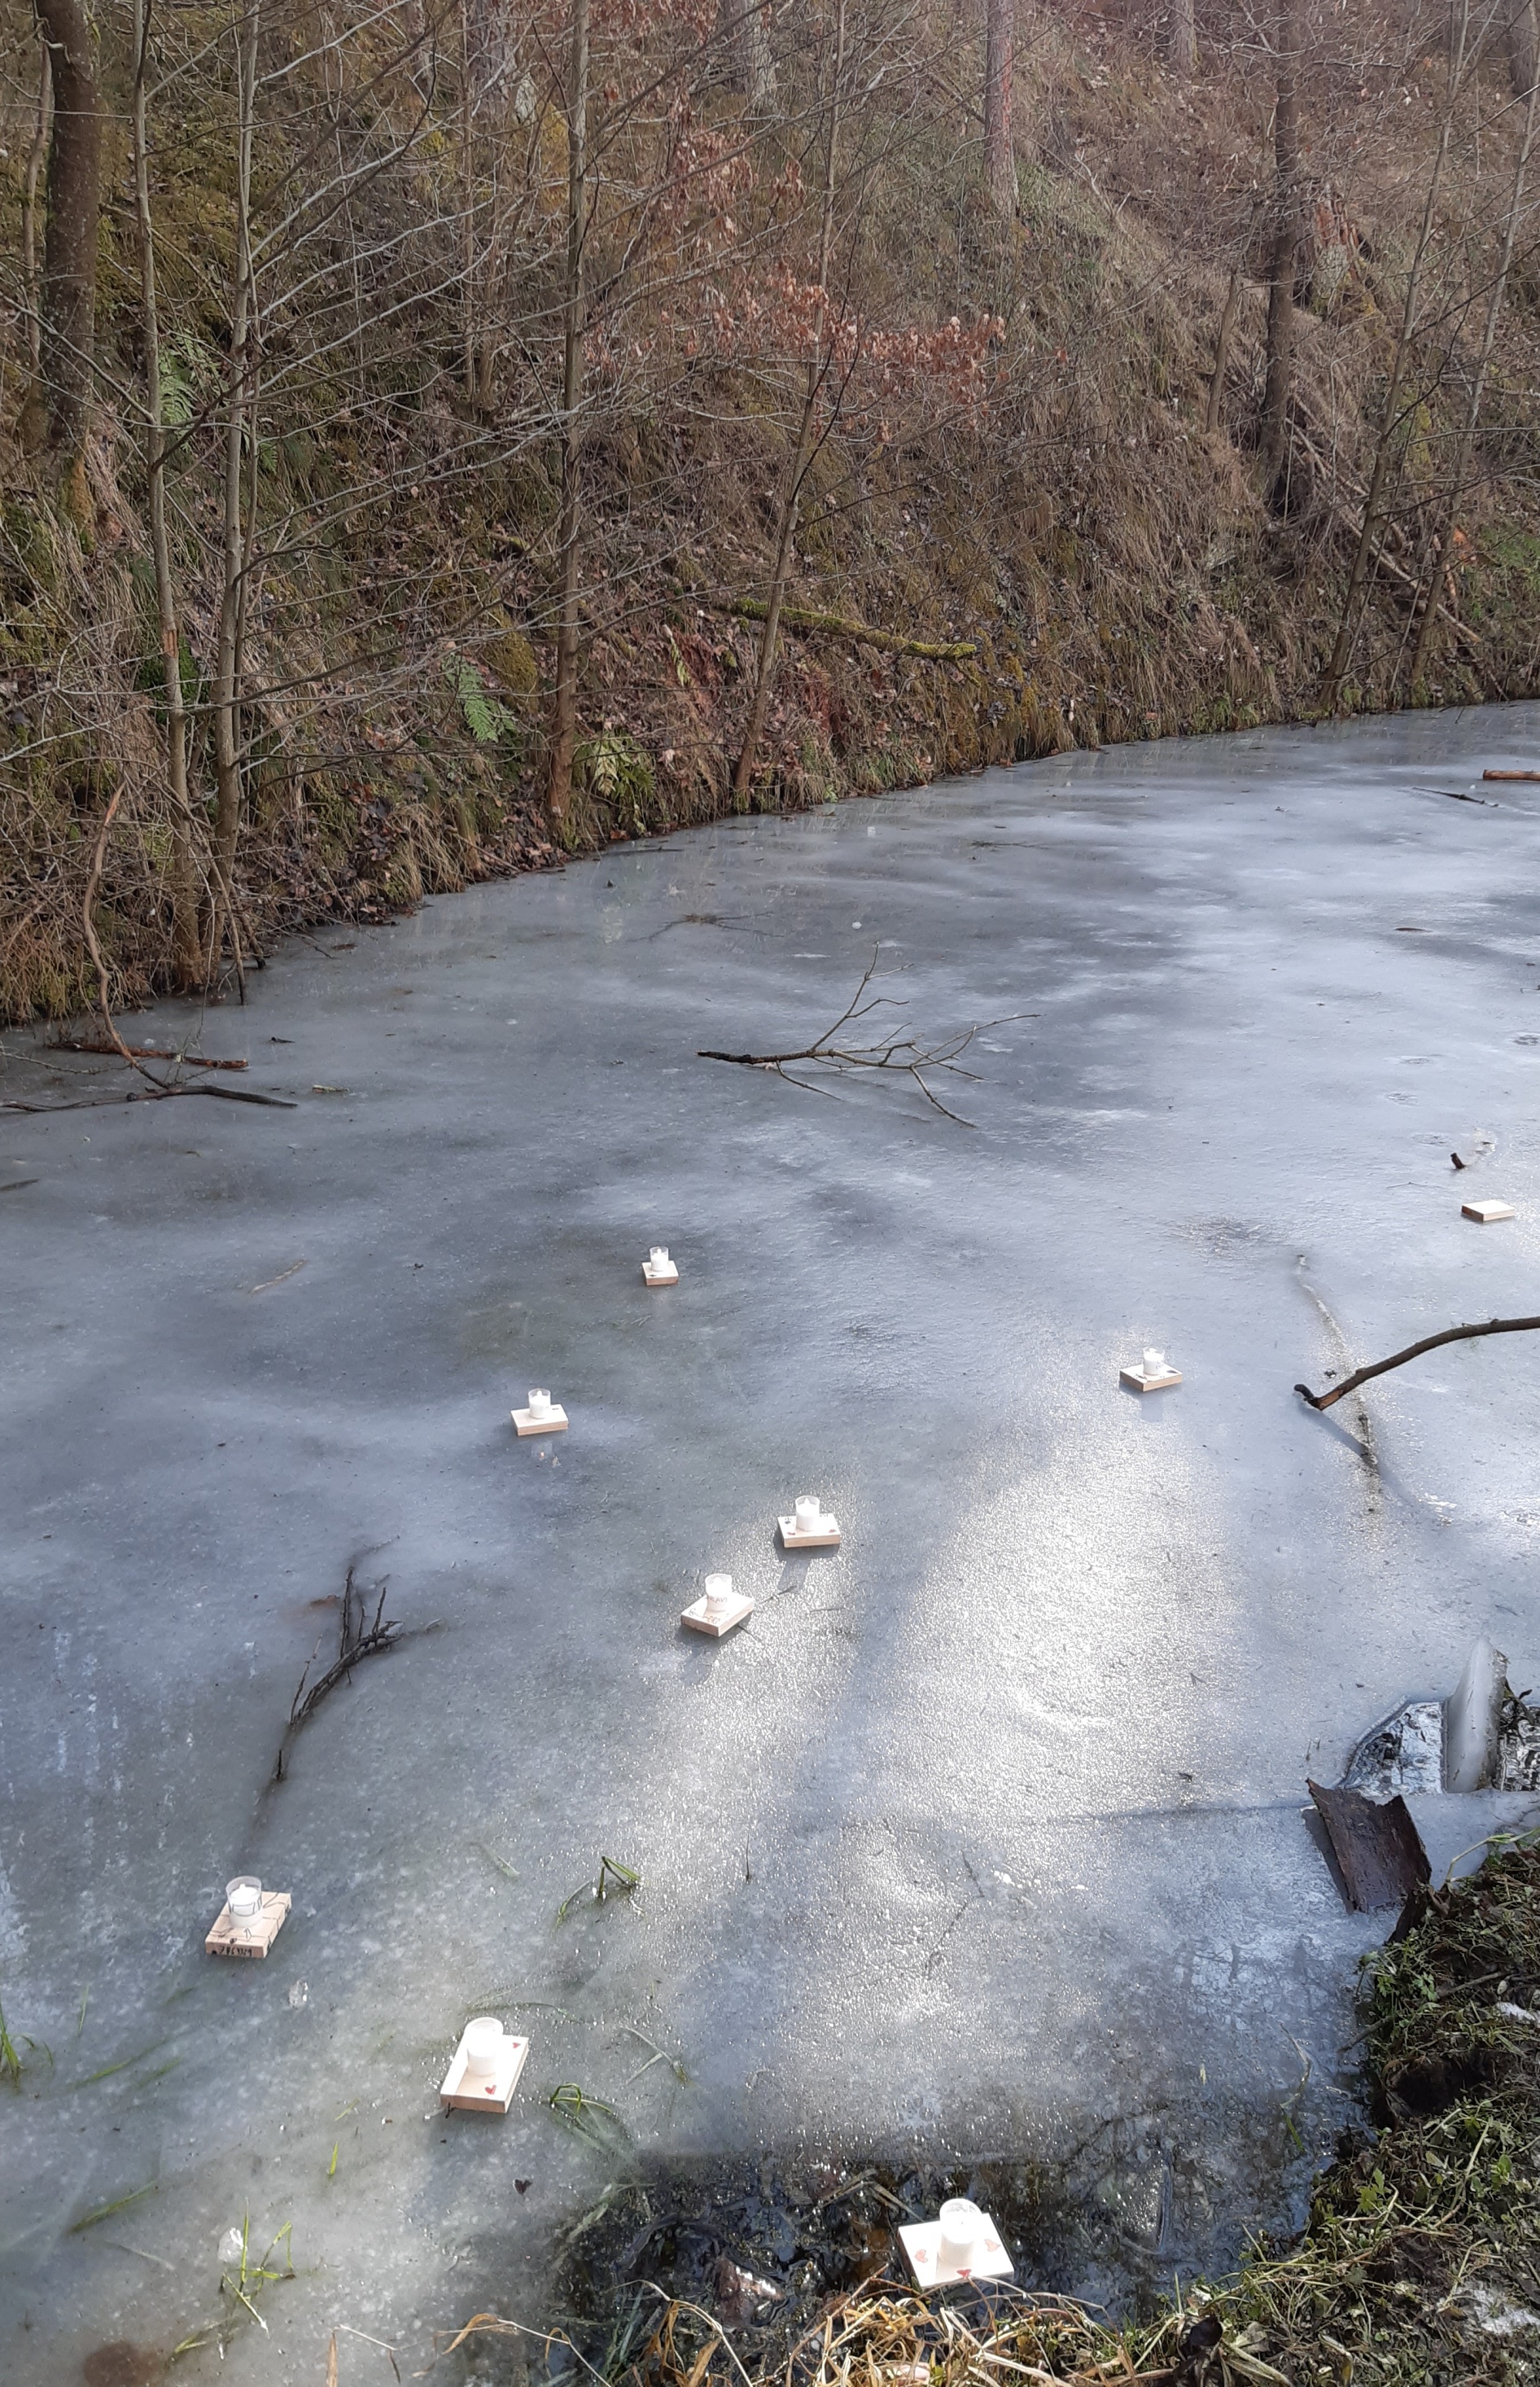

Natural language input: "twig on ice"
[273,1557,400,1782]
[1296,1315,1540,1410]
[698,949,1027,1125]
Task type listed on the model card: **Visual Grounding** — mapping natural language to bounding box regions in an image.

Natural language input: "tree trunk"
[21,37,52,385]
[983,0,1017,216]
[1258,0,1302,497]
[732,0,845,805]
[742,0,777,116]
[1205,267,1240,434]
[546,0,589,836]
[1510,0,1538,101]
[30,0,101,490]
[131,0,201,988]
[1170,0,1197,77]
[212,0,261,966]
[1321,0,1468,707]
[1408,49,1537,688]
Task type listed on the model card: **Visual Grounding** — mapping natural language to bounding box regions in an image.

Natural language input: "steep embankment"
[2,21,1538,1022]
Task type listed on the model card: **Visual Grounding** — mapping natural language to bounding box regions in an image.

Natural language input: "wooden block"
[206,1891,291,1960]
[681,1591,755,1638]
[642,1260,679,1287]
[439,2028,530,2114]
[1462,1199,1515,1223]
[513,1403,568,1436]
[778,1515,842,1549]
[899,2217,1014,2290]
[1120,1364,1182,1392]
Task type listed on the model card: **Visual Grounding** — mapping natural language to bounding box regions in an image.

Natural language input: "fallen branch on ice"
[273,1558,400,1783]
[1296,1315,1540,1410]
[698,953,1026,1124]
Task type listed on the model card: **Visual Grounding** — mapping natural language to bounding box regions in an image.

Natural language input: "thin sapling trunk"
[546,0,589,835]
[131,0,201,987]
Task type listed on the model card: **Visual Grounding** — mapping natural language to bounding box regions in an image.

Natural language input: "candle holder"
[1120,1347,1182,1392]
[513,1387,568,1436]
[206,1877,292,1960]
[1462,1198,1516,1223]
[778,1496,841,1550]
[899,2198,1014,2290]
[439,2015,530,2114]
[681,1570,755,1639]
[642,1246,680,1287]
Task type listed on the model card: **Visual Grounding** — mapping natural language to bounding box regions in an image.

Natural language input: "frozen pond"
[6,705,1540,2381]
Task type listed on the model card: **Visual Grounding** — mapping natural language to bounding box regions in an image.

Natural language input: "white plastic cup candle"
[462,2017,503,2083]
[226,1876,263,1921]
[650,1246,671,1269]
[702,1572,735,1618]
[794,1496,823,1534]
[938,2199,985,2266]
[527,1388,552,1419]
[1143,1350,1166,1380]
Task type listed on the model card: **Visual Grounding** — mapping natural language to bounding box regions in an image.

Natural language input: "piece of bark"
[1309,1780,1430,1912]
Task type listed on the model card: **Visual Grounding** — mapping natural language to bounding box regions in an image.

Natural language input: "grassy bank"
[438,1844,1540,2385]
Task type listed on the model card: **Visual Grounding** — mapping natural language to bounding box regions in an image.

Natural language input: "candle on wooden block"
[682,1571,754,1638]
[513,1388,568,1435]
[779,1495,842,1549]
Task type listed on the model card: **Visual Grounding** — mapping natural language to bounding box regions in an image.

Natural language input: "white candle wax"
[226,1876,263,1921]
[527,1388,551,1417]
[702,1572,734,1616]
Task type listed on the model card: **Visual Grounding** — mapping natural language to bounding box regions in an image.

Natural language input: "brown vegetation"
[2,0,1538,1024]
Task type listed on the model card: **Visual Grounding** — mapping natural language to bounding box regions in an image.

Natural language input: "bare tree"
[983,0,1016,215]
[212,0,263,963]
[1170,0,1197,78]
[731,0,848,806]
[1258,0,1302,497]
[1321,0,1470,707]
[25,0,101,504]
[1407,38,1538,686]
[130,0,202,984]
[545,0,591,837]
[20,32,52,383]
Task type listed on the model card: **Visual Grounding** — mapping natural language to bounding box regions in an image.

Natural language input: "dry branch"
[698,951,1024,1123]
[1295,1315,1540,1411]
[273,1558,400,1782]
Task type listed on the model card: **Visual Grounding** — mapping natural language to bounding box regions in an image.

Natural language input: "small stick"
[1482,769,1540,782]
[50,1040,248,1070]
[1296,1315,1540,1410]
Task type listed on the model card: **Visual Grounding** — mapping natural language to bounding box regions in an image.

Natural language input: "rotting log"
[722,598,976,663]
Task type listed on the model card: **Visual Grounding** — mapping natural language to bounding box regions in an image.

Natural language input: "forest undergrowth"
[2,0,1539,1025]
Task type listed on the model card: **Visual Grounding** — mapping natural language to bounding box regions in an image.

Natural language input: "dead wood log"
[721,598,976,662]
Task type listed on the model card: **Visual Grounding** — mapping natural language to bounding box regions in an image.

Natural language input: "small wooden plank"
[206,1891,291,1959]
[643,1263,679,1286]
[899,2218,1014,2289]
[440,2032,529,2114]
[1462,1199,1516,1223]
[1120,1365,1182,1392]
[681,1592,754,1638]
[1308,1780,1429,1912]
[513,1404,568,1436]
[778,1515,842,1549]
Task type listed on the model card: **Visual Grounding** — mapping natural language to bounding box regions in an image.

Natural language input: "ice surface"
[5,706,1540,2377]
